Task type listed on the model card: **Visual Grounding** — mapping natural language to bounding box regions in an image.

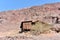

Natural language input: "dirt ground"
[0,31,60,40]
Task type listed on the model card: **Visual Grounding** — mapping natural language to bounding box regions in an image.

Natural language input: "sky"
[0,0,60,11]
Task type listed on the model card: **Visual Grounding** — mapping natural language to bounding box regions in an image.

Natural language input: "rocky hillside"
[0,2,60,40]
[0,2,60,32]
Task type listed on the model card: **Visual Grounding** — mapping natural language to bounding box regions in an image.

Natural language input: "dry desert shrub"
[30,21,52,35]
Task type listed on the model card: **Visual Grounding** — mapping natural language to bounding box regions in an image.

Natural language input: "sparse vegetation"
[30,21,52,35]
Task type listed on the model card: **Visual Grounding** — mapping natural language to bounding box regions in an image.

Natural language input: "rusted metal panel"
[23,22,32,30]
